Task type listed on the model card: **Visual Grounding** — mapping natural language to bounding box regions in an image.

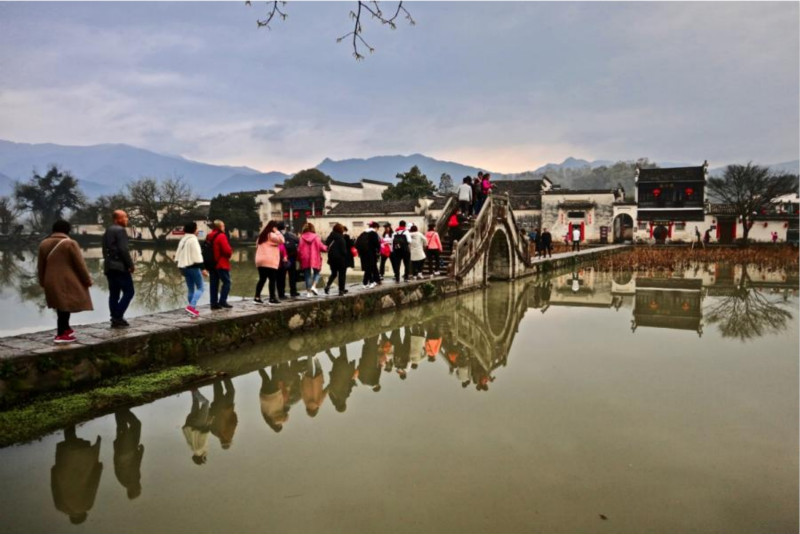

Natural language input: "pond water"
[0,265,797,534]
[0,245,364,337]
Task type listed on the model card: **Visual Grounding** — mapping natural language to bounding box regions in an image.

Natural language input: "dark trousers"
[459,200,471,216]
[427,249,441,273]
[279,264,300,297]
[106,270,135,320]
[379,255,390,277]
[390,251,410,281]
[256,266,278,301]
[327,264,347,292]
[361,255,379,285]
[572,241,581,252]
[412,259,425,277]
[56,310,71,335]
[209,268,231,305]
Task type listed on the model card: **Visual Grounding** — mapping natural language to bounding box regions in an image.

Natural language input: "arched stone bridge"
[434,195,628,289]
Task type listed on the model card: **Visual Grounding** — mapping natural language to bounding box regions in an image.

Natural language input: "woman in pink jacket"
[254,220,285,304]
[297,222,327,297]
[425,223,443,276]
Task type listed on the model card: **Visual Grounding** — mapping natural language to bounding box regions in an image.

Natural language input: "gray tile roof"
[270,185,327,200]
[327,199,419,215]
[638,166,705,183]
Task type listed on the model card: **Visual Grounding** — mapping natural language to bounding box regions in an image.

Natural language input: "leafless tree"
[247,1,415,60]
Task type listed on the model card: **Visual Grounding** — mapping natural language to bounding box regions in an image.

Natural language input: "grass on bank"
[0,365,214,448]
[592,245,799,271]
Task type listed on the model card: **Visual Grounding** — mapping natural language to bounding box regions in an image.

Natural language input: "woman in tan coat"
[37,220,94,344]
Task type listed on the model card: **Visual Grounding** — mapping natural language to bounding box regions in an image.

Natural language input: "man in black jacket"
[102,210,135,328]
[356,221,382,288]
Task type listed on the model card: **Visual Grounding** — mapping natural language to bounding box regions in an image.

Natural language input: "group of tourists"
[36,211,450,343]
[527,228,554,258]
[456,171,494,217]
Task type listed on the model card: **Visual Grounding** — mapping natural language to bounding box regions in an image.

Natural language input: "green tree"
[438,173,454,195]
[0,196,19,234]
[13,166,85,232]
[707,163,798,244]
[125,177,196,240]
[71,193,131,226]
[382,165,436,200]
[283,168,332,188]
[208,192,261,236]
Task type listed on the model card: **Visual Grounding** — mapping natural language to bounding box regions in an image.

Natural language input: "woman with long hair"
[297,222,327,296]
[254,220,285,304]
[175,221,207,317]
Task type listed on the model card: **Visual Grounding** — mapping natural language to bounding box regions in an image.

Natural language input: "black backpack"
[284,234,299,259]
[355,232,371,255]
[202,232,220,270]
[393,231,409,253]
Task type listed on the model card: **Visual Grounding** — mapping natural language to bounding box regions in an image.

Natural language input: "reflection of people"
[571,272,581,293]
[37,220,94,344]
[259,367,288,432]
[51,425,103,524]
[326,346,357,412]
[182,389,212,465]
[357,335,382,392]
[409,324,426,369]
[114,408,144,499]
[209,379,238,449]
[391,328,411,379]
[301,356,327,416]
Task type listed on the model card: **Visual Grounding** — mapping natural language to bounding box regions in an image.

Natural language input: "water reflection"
[23,268,799,526]
[50,425,103,524]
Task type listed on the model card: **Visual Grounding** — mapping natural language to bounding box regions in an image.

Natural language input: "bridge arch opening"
[487,229,512,281]
[613,214,634,243]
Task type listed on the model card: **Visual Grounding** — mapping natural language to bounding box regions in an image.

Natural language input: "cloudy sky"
[0,1,797,173]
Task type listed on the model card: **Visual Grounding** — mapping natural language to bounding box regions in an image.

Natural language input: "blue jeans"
[106,270,135,320]
[303,268,320,290]
[209,269,231,305]
[182,267,204,307]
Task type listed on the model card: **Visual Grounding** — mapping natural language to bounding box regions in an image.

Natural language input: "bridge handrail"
[502,195,532,266]
[451,195,496,278]
[434,195,458,238]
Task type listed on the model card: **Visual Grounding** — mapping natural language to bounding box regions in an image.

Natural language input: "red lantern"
[684,187,694,196]
[293,212,300,219]
[652,188,661,198]
[305,211,311,216]
[283,212,289,219]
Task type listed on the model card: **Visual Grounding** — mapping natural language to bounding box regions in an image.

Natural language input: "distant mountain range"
[0,139,796,199]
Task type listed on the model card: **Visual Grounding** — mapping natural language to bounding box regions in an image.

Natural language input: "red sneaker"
[54,333,76,344]
[185,305,200,317]
[64,329,75,337]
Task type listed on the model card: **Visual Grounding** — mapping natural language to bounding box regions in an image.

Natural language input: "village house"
[540,188,617,244]
[307,198,429,237]
[255,179,391,233]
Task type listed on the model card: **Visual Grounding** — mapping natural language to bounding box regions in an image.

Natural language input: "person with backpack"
[175,222,207,317]
[276,222,300,299]
[425,223,443,276]
[297,222,327,297]
[356,222,381,288]
[379,224,393,280]
[254,220,285,304]
[408,224,427,280]
[324,223,349,295]
[37,220,94,344]
[205,220,233,309]
[390,220,411,283]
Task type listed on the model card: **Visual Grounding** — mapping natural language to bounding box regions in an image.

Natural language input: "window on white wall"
[638,221,648,230]
[675,222,686,231]
[353,221,364,228]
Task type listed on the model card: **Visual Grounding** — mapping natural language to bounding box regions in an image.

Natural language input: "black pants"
[107,270,135,320]
[572,241,580,252]
[379,255,390,277]
[57,310,71,336]
[412,259,425,277]
[459,200,471,216]
[427,249,441,273]
[391,252,410,281]
[327,264,347,292]
[281,265,300,296]
[361,255,379,285]
[255,266,278,301]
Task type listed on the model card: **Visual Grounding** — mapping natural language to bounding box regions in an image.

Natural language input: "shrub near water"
[593,246,799,272]
[0,365,213,447]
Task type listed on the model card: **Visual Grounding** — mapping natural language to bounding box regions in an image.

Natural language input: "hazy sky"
[0,1,798,173]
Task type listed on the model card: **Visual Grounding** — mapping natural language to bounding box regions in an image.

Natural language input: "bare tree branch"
[247,0,288,29]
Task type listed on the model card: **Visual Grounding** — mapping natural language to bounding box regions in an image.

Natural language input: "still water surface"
[0,261,797,533]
